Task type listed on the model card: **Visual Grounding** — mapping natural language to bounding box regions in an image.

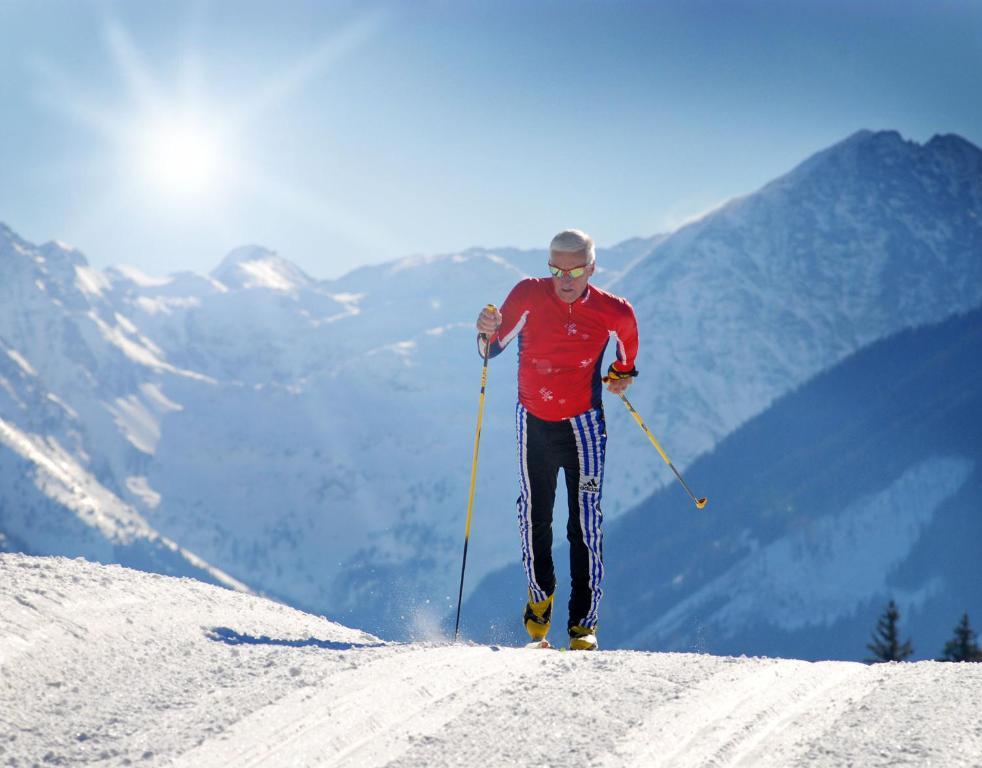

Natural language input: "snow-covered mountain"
[0,226,245,590]
[3,554,980,767]
[600,130,982,518]
[1,129,981,643]
[465,306,982,659]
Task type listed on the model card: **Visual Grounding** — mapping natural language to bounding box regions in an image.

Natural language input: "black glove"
[606,363,638,380]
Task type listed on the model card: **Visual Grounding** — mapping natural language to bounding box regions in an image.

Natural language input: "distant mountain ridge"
[1,129,981,643]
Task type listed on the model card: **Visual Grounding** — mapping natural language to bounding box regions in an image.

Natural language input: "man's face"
[549,248,594,304]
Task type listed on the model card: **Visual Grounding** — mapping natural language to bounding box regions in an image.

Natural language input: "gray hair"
[550,229,595,264]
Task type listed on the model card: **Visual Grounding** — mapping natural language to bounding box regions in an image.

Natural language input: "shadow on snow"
[206,626,386,651]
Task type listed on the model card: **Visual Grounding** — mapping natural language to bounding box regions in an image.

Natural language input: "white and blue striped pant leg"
[515,402,549,603]
[569,407,607,629]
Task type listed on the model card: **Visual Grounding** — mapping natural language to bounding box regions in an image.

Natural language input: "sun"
[31,13,386,239]
[136,114,227,200]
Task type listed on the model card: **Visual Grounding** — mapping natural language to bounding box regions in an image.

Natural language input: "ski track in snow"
[3,554,982,768]
[604,658,866,767]
[173,645,527,767]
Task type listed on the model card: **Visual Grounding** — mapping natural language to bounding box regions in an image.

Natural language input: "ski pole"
[605,381,708,509]
[453,304,496,641]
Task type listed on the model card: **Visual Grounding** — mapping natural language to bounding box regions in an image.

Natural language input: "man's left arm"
[606,301,639,394]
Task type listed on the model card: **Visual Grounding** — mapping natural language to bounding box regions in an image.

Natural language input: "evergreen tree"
[938,613,982,662]
[866,599,913,663]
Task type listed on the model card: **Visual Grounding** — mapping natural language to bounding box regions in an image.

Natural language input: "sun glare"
[138,117,225,199]
[33,13,385,239]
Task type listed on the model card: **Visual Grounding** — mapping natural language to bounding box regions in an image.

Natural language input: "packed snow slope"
[466,306,982,660]
[3,555,982,768]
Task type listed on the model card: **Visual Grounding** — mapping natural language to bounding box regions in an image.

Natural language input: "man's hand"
[605,376,633,395]
[605,364,637,395]
[476,305,502,336]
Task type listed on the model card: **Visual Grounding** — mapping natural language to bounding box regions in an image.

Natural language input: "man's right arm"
[476,280,531,359]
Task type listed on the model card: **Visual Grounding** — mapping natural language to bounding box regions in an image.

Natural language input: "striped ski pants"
[515,402,606,631]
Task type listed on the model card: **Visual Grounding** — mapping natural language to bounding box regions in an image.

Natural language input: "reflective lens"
[548,264,588,279]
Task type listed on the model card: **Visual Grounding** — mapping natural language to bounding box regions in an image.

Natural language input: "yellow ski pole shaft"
[606,380,708,510]
[454,305,496,641]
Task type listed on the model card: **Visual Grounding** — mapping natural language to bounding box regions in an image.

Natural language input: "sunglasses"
[548,263,590,279]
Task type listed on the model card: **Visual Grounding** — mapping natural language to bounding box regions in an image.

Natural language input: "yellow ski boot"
[523,592,554,643]
[568,625,599,651]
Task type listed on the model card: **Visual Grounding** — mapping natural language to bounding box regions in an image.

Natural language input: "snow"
[105,384,182,455]
[2,346,36,377]
[132,295,202,315]
[109,264,175,288]
[106,394,162,454]
[0,418,249,594]
[139,382,182,414]
[74,265,111,297]
[319,291,364,323]
[239,259,300,291]
[86,311,171,372]
[211,245,314,292]
[2,555,980,768]
[0,418,140,542]
[124,475,161,508]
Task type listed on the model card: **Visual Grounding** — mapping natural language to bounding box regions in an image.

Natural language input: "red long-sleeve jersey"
[480,278,639,421]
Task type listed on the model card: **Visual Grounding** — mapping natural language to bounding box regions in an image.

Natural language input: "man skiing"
[476,229,639,650]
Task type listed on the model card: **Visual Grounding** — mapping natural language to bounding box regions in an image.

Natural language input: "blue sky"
[1,0,980,278]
